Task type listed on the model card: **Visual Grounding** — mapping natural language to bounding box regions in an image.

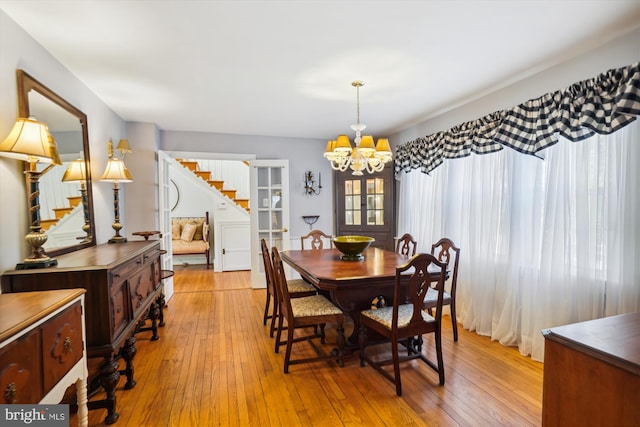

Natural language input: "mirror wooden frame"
[17,69,96,256]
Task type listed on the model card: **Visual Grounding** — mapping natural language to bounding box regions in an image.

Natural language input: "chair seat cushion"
[361,304,435,330]
[423,287,452,307]
[291,295,342,317]
[287,279,316,294]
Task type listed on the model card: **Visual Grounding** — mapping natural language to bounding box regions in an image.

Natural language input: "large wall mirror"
[17,69,96,256]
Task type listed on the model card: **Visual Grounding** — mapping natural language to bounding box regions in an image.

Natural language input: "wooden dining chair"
[272,247,346,373]
[396,233,417,257]
[423,238,460,341]
[300,229,333,250]
[261,239,316,338]
[359,253,447,396]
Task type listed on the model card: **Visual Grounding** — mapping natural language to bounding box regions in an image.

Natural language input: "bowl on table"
[332,235,375,261]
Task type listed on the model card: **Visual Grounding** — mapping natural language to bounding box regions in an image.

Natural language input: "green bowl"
[332,235,375,261]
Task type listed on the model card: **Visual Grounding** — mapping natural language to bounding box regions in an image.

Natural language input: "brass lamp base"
[17,229,57,269]
[108,236,128,244]
[16,257,58,270]
[108,221,127,243]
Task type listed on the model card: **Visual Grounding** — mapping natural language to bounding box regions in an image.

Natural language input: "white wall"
[0,10,126,272]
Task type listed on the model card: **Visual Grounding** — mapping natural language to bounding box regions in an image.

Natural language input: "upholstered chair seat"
[287,279,317,294]
[361,304,435,330]
[290,295,344,318]
[423,287,452,308]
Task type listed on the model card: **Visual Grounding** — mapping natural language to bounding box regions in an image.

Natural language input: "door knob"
[282,228,288,232]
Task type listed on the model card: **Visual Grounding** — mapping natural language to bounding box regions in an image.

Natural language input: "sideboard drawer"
[0,329,42,403]
[41,301,83,391]
[110,255,144,283]
[142,246,161,265]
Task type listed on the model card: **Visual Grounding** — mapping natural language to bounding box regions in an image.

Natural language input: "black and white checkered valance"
[395,62,640,177]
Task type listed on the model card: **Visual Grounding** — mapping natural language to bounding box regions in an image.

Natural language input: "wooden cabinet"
[334,163,396,251]
[0,289,88,427]
[1,241,163,425]
[541,312,640,426]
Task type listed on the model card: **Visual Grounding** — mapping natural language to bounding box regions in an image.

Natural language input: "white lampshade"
[0,117,62,165]
[101,158,133,182]
[62,158,88,182]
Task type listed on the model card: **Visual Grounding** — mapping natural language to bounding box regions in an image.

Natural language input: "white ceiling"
[2,1,639,140]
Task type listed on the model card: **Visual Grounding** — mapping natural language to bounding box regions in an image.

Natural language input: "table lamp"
[0,117,62,269]
[62,156,92,242]
[101,140,133,243]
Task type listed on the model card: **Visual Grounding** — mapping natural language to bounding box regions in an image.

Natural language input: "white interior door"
[250,159,290,288]
[158,150,175,301]
[220,221,251,271]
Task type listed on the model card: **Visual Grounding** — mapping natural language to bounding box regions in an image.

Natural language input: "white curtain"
[397,119,640,361]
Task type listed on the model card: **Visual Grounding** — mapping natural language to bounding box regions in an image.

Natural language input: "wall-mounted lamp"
[0,117,62,269]
[62,156,91,242]
[304,170,321,195]
[101,140,133,243]
[115,139,131,159]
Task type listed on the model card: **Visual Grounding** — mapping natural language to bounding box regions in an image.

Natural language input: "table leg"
[76,375,88,427]
[87,356,120,424]
[119,335,137,389]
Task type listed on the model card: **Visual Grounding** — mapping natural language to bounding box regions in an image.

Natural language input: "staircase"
[177,159,250,212]
[41,195,83,230]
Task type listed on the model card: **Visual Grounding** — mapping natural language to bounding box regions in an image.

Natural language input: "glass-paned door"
[250,159,290,288]
[335,163,395,251]
[158,151,175,301]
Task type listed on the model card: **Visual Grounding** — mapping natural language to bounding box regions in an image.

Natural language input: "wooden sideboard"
[0,288,88,427]
[541,312,640,426]
[1,240,163,425]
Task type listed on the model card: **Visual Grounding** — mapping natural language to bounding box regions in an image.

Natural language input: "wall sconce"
[115,139,131,159]
[304,170,321,195]
[101,140,133,243]
[62,156,91,242]
[0,117,62,269]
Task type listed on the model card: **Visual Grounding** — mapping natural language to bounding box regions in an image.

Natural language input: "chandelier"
[324,81,392,175]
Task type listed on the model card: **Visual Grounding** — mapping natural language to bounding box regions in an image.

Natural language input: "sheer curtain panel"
[397,120,640,361]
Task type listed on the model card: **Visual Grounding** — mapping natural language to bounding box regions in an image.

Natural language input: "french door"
[249,159,290,288]
[158,150,175,301]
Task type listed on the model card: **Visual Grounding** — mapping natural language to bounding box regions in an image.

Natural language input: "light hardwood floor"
[74,267,543,426]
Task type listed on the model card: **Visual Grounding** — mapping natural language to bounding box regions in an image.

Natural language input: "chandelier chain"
[352,80,363,127]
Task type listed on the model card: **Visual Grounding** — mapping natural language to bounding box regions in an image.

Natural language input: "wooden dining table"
[280,247,415,346]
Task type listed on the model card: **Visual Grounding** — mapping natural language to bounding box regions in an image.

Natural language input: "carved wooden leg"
[147,301,160,341]
[119,335,137,390]
[87,356,120,425]
[157,293,166,327]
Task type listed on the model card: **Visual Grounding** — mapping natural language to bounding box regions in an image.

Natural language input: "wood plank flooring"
[73,267,543,426]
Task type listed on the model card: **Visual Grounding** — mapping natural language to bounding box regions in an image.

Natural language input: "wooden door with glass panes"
[335,164,395,251]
